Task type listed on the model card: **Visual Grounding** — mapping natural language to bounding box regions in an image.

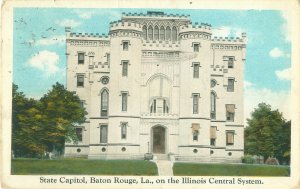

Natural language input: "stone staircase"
[154,154,174,176]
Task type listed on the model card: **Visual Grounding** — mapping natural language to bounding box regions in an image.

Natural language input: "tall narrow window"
[228,57,234,68]
[193,63,200,78]
[192,94,199,114]
[101,89,109,116]
[76,127,83,142]
[211,92,216,119]
[226,131,234,145]
[172,26,177,41]
[123,41,129,51]
[226,104,235,122]
[100,125,108,143]
[160,26,165,40]
[148,26,153,40]
[192,123,200,141]
[163,99,169,113]
[77,75,84,87]
[210,126,217,146]
[121,122,127,139]
[106,53,110,64]
[154,26,159,41]
[122,61,128,76]
[80,100,85,108]
[150,99,156,113]
[78,52,84,64]
[122,92,128,111]
[166,26,171,41]
[227,78,235,92]
[193,43,199,52]
[142,25,147,40]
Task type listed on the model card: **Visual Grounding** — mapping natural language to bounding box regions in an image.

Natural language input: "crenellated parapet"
[211,33,246,50]
[122,11,190,20]
[178,23,212,40]
[65,27,110,47]
[109,20,143,38]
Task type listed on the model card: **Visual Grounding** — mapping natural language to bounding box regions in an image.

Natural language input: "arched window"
[172,26,177,41]
[148,26,153,41]
[166,26,171,41]
[154,26,159,41]
[101,89,109,116]
[160,26,165,40]
[211,92,216,119]
[142,25,147,40]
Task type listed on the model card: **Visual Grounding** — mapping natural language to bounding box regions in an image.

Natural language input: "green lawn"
[173,163,290,176]
[11,158,158,175]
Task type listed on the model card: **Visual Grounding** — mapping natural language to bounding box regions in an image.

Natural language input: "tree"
[245,103,290,164]
[12,83,86,157]
[39,82,86,153]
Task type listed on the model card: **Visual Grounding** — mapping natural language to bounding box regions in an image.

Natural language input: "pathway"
[156,160,174,176]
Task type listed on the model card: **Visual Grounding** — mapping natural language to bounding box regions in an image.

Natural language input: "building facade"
[64,11,246,162]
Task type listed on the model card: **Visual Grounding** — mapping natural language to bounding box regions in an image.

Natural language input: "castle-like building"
[64,11,246,162]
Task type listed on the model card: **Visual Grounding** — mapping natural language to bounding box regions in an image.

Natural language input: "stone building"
[64,11,246,162]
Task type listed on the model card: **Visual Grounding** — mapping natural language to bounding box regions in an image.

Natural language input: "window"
[226,131,234,145]
[193,63,200,78]
[154,26,159,41]
[77,75,84,87]
[122,41,129,51]
[121,92,128,111]
[192,93,199,114]
[193,43,199,52]
[210,127,217,146]
[192,123,200,141]
[211,92,216,119]
[150,99,156,113]
[148,26,153,40]
[121,122,127,139]
[122,61,128,76]
[106,53,110,63]
[150,98,169,114]
[80,100,85,108]
[228,57,234,68]
[78,52,85,64]
[211,79,217,88]
[172,26,177,41]
[76,127,83,142]
[227,78,235,92]
[100,125,108,143]
[226,104,235,122]
[160,26,165,40]
[166,26,171,41]
[142,25,147,40]
[163,99,169,113]
[101,89,109,116]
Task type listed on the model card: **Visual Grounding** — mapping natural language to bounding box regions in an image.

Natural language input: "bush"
[241,155,255,164]
[265,157,279,165]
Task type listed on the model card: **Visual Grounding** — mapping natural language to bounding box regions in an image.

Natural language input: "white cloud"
[275,68,291,81]
[244,86,291,125]
[244,81,254,88]
[269,47,285,58]
[212,26,244,38]
[27,51,60,76]
[74,10,94,19]
[36,35,65,46]
[281,11,291,42]
[56,19,81,28]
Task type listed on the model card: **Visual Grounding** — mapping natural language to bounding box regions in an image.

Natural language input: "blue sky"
[13,8,291,121]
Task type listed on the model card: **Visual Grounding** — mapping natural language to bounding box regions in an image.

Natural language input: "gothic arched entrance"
[151,125,166,154]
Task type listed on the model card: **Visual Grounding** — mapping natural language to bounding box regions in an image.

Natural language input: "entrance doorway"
[152,126,166,154]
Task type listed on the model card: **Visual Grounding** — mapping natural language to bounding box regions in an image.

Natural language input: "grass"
[173,163,290,176]
[11,158,158,175]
